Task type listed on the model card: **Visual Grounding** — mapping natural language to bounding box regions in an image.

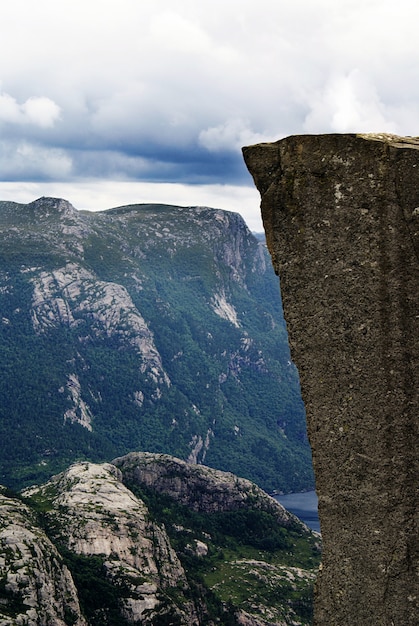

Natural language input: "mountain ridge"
[0,197,313,493]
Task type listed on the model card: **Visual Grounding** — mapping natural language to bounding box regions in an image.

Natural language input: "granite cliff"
[0,454,320,625]
[243,133,419,625]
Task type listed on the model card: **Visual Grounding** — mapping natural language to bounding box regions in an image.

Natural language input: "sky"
[0,0,418,231]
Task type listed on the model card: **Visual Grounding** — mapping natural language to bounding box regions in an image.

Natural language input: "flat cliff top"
[357,132,419,148]
[244,132,419,150]
[242,133,419,190]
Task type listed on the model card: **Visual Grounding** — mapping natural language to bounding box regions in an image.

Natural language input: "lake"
[275,491,320,533]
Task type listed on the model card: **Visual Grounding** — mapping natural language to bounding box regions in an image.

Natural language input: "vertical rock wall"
[243,134,419,625]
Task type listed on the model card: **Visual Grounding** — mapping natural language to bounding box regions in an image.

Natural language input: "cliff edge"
[243,133,419,625]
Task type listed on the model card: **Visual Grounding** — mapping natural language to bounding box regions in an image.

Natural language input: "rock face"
[24,463,197,625]
[0,488,86,626]
[243,134,419,625]
[113,451,295,524]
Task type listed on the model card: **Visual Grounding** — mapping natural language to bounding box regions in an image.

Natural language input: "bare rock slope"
[243,133,419,625]
[24,462,196,625]
[0,488,86,626]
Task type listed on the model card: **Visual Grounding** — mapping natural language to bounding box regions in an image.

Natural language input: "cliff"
[22,462,196,625]
[0,455,321,625]
[0,488,86,626]
[243,133,419,625]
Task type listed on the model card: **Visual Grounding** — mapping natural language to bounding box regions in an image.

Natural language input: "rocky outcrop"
[243,134,419,625]
[113,452,300,526]
[24,463,197,625]
[1,457,320,625]
[0,488,86,626]
[31,261,170,388]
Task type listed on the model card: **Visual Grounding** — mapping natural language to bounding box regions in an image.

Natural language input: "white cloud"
[22,97,61,128]
[0,91,61,128]
[0,0,419,209]
[303,70,399,134]
[0,141,72,179]
[149,11,213,55]
[0,92,22,124]
[199,119,271,153]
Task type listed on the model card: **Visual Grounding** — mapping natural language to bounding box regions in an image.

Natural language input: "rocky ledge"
[113,451,296,523]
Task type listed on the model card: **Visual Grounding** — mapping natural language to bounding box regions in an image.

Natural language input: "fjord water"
[275,491,320,533]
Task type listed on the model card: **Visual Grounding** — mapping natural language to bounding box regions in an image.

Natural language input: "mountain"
[0,197,313,492]
[0,453,320,625]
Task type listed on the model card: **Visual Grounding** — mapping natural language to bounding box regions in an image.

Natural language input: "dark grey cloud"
[68,145,247,185]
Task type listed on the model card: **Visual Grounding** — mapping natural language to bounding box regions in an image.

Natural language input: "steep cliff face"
[0,198,311,493]
[24,463,196,625]
[0,488,86,626]
[243,134,419,626]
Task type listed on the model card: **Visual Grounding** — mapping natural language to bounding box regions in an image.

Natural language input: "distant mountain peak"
[28,196,78,216]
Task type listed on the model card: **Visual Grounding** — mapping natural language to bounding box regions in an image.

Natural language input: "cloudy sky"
[0,0,418,230]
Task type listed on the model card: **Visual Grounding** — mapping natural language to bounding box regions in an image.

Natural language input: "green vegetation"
[59,551,131,626]
[129,481,320,625]
[0,200,314,494]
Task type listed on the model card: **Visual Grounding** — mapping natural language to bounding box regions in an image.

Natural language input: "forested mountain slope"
[0,197,313,492]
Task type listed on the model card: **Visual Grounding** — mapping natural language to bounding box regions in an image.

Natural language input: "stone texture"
[0,489,86,626]
[25,462,197,625]
[243,133,419,626]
